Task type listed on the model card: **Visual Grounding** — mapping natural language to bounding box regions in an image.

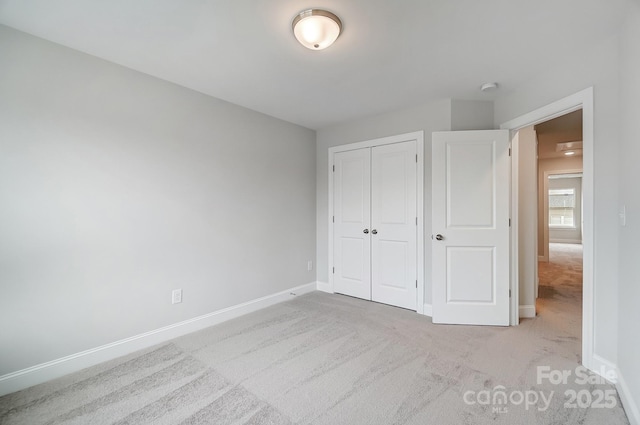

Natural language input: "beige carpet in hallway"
[537,242,584,361]
[0,245,629,424]
[538,242,583,291]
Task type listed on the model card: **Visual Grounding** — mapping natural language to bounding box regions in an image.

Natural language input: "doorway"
[513,112,584,316]
[501,87,596,372]
[517,110,584,309]
[534,111,585,357]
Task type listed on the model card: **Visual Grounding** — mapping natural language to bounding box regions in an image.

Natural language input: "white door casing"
[371,141,417,310]
[432,130,511,326]
[333,148,372,300]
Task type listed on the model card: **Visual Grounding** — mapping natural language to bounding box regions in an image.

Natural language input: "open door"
[432,130,510,326]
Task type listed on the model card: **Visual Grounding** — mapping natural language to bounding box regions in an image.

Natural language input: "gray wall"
[316,99,494,305]
[617,1,640,415]
[0,25,316,375]
[451,100,495,131]
[494,34,620,365]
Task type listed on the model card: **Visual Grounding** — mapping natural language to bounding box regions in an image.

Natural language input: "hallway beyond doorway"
[537,243,583,361]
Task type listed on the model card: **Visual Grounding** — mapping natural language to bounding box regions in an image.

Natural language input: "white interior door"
[333,148,371,300]
[371,141,417,310]
[432,130,510,326]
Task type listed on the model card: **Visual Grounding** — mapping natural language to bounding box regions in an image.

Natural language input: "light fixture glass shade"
[292,9,342,50]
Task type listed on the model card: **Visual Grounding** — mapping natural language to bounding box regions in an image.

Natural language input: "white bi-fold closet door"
[333,140,417,310]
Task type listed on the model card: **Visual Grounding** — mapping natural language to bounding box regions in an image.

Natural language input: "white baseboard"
[590,354,618,380]
[423,303,432,317]
[538,255,548,262]
[519,305,536,318]
[585,354,638,424]
[316,281,333,293]
[0,281,317,397]
[549,238,582,244]
[616,366,640,425]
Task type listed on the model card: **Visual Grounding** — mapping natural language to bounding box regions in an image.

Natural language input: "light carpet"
[0,249,629,424]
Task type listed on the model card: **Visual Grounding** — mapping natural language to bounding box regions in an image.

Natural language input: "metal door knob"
[363,229,369,234]
[371,229,378,235]
[435,234,444,241]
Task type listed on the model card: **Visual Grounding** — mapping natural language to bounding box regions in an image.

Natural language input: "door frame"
[328,131,425,313]
[500,87,594,370]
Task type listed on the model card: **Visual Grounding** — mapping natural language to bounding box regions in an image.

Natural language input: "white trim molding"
[316,281,332,293]
[423,304,433,317]
[510,132,520,326]
[519,305,536,318]
[589,355,640,424]
[549,238,582,244]
[591,354,617,381]
[616,367,640,425]
[0,282,317,397]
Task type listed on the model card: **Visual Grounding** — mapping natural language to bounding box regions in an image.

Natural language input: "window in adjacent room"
[549,188,576,227]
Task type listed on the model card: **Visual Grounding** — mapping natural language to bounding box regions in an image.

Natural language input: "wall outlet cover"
[172,289,182,304]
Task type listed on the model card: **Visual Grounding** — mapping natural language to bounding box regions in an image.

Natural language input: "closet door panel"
[371,141,417,310]
[333,149,372,300]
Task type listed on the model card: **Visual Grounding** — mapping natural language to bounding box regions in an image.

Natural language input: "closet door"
[333,148,372,300]
[371,141,417,310]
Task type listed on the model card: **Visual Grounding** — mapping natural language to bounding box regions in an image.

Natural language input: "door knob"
[363,229,369,234]
[435,234,444,241]
[371,229,378,235]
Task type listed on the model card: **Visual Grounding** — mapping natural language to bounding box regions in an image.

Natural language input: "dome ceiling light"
[292,9,342,50]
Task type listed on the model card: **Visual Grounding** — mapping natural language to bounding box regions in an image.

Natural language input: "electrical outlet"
[307,260,313,271]
[172,289,182,304]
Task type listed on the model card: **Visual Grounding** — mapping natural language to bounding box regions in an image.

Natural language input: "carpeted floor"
[537,243,584,353]
[0,245,629,424]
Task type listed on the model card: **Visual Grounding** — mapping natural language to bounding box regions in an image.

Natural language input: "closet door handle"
[371,229,378,235]
[363,229,369,234]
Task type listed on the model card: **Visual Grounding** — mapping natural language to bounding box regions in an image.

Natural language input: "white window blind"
[549,188,575,227]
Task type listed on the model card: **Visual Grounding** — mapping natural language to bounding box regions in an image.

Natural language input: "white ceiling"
[0,0,629,129]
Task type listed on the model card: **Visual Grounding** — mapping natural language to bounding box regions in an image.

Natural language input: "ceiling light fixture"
[292,9,342,50]
[564,151,576,156]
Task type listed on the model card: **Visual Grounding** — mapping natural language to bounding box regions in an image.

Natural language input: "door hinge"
[509,289,511,298]
[332,165,335,172]
[333,215,335,223]
[509,218,511,227]
[509,147,511,156]
[416,280,418,288]
[416,154,418,163]
[416,217,418,225]
[332,267,335,274]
